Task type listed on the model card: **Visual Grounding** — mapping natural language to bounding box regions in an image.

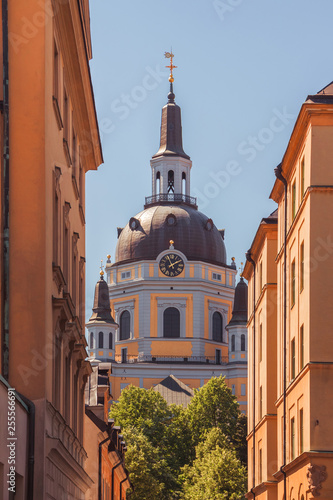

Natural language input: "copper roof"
[228,277,248,326]
[152,85,190,160]
[114,204,227,266]
[88,277,117,325]
[153,374,194,408]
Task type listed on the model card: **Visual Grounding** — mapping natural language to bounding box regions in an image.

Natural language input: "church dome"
[115,204,227,266]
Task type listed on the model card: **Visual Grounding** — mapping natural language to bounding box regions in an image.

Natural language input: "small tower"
[86,266,118,361]
[226,276,248,364]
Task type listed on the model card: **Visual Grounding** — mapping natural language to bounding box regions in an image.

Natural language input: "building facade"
[0,1,103,498]
[244,82,333,499]
[87,73,248,411]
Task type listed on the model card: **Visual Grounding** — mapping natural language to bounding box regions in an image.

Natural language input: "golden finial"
[107,254,111,260]
[165,51,177,83]
[169,240,174,249]
[100,259,104,276]
[239,262,244,276]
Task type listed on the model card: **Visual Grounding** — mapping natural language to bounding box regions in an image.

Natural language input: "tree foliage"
[109,378,248,499]
[180,428,247,500]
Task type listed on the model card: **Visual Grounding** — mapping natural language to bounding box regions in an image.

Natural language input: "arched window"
[163,307,180,338]
[231,335,235,352]
[89,332,94,349]
[120,310,130,340]
[212,312,223,342]
[98,331,104,348]
[109,332,113,350]
[156,171,160,195]
[182,172,186,195]
[241,334,246,351]
[167,170,174,193]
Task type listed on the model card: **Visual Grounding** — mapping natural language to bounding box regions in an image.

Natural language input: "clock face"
[159,253,184,277]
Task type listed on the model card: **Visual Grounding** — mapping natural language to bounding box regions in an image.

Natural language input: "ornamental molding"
[307,464,327,497]
[157,302,186,308]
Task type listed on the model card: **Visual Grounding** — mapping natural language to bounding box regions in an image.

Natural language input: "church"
[86,55,248,410]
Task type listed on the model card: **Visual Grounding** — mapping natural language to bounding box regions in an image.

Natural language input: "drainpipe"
[98,422,113,500]
[246,250,256,499]
[111,460,123,500]
[119,476,127,499]
[16,392,35,500]
[274,163,287,500]
[1,0,9,380]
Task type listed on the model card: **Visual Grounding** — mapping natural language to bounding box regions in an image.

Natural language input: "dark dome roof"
[228,277,248,326]
[115,204,227,266]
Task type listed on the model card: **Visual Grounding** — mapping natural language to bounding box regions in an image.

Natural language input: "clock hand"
[173,260,182,265]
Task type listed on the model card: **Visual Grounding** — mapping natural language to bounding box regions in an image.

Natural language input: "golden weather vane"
[100,259,104,276]
[164,51,177,83]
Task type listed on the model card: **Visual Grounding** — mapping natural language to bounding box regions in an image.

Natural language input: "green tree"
[123,428,171,500]
[186,376,240,446]
[180,428,247,500]
[110,385,172,447]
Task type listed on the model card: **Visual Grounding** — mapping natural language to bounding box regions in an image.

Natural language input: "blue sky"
[86,0,333,315]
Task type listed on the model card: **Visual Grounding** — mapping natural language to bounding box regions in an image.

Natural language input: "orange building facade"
[244,83,333,499]
[0,1,107,498]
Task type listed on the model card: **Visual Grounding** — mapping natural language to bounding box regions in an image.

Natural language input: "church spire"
[152,52,190,160]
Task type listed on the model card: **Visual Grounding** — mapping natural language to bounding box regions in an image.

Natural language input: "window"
[259,324,263,362]
[98,331,104,349]
[300,325,304,369]
[259,447,262,483]
[232,384,235,395]
[259,261,263,291]
[89,332,94,349]
[231,335,235,352]
[291,260,296,307]
[53,40,59,99]
[167,170,174,193]
[63,89,69,143]
[215,349,221,364]
[156,171,160,194]
[292,180,296,220]
[241,334,246,351]
[259,386,263,419]
[72,125,77,178]
[301,157,305,197]
[163,307,180,338]
[109,332,113,350]
[241,384,246,396]
[291,417,295,460]
[121,348,127,364]
[300,408,304,453]
[182,172,186,194]
[291,338,296,380]
[53,190,59,264]
[121,271,131,279]
[300,242,304,292]
[212,272,222,281]
[119,310,130,340]
[212,312,223,342]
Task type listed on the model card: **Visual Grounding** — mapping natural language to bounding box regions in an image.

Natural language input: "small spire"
[100,259,104,277]
[169,240,174,249]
